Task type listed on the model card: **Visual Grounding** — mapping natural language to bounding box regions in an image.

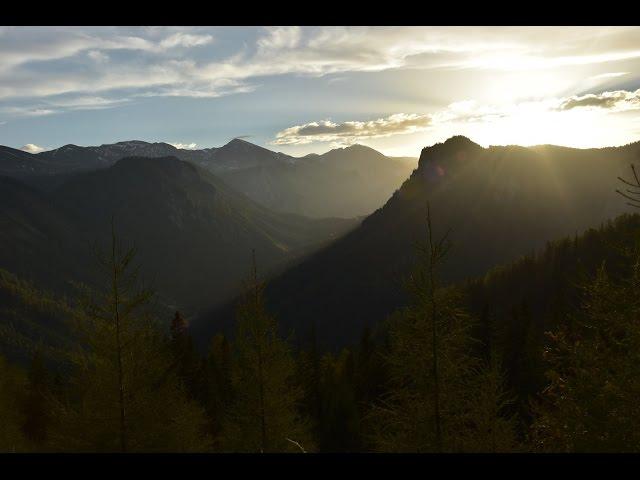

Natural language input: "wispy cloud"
[159,33,214,49]
[590,72,629,80]
[2,26,640,119]
[0,96,129,118]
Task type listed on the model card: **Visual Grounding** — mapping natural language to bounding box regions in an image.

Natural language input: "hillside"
[0,157,356,314]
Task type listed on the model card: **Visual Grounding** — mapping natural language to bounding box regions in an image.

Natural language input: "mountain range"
[193,136,640,349]
[4,134,640,353]
[0,138,416,218]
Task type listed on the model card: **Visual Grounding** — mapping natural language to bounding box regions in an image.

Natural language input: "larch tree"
[219,250,312,453]
[368,204,517,452]
[48,218,211,452]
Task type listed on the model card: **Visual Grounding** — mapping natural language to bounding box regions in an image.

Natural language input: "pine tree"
[219,251,312,452]
[48,218,211,452]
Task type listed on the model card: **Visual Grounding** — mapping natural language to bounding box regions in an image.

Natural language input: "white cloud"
[20,143,46,153]
[159,33,214,49]
[257,26,301,52]
[168,142,198,150]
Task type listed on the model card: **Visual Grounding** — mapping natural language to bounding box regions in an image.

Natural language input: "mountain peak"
[321,143,385,159]
[442,135,481,149]
[416,136,483,174]
[225,137,255,148]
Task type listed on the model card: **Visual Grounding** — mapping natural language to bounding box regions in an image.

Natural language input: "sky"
[1,26,640,157]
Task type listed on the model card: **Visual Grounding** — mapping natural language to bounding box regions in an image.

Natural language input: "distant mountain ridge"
[0,138,416,218]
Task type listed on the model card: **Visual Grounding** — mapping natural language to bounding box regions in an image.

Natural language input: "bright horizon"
[2,26,640,157]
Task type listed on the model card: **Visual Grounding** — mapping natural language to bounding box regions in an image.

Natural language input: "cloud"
[590,72,629,80]
[20,143,46,153]
[1,106,56,117]
[2,26,640,119]
[0,96,129,118]
[257,26,301,52]
[159,33,214,49]
[559,89,640,111]
[87,50,109,63]
[272,113,432,145]
[168,142,198,150]
[272,88,640,147]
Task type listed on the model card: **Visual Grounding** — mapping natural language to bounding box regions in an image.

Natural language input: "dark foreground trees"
[531,253,640,452]
[367,206,518,452]
[46,221,211,452]
[219,252,313,452]
[5,164,640,452]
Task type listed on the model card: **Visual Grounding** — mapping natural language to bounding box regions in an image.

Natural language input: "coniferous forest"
[2,160,640,453]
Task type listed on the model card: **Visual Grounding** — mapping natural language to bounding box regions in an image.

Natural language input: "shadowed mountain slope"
[0,157,356,313]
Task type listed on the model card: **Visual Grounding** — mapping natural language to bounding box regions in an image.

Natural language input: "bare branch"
[285,437,307,453]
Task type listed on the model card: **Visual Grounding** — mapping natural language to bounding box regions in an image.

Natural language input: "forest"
[2,163,640,453]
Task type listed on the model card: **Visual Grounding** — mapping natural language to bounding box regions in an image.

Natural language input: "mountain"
[0,157,356,314]
[220,143,417,217]
[193,136,640,349]
[0,139,416,218]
